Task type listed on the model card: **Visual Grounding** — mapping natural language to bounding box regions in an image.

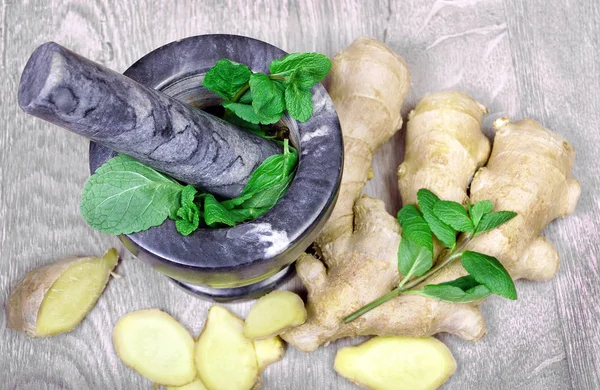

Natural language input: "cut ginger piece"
[244,290,307,339]
[195,306,259,390]
[113,309,196,386]
[166,377,208,390]
[254,336,286,372]
[6,248,119,337]
[334,336,456,390]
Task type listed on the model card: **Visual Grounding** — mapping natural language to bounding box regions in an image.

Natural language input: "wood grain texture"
[0,0,598,389]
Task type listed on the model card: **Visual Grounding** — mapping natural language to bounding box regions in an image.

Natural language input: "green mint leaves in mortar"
[82,140,298,236]
[203,52,331,124]
[80,154,184,235]
[343,188,518,323]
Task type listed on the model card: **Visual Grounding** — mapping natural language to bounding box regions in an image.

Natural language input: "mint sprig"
[343,188,519,323]
[203,52,331,125]
[81,140,298,236]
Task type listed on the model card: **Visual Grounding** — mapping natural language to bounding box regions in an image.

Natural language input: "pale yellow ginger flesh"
[244,291,307,339]
[282,39,491,352]
[195,306,259,390]
[113,309,196,386]
[254,336,286,372]
[166,377,208,390]
[334,336,456,390]
[6,248,118,337]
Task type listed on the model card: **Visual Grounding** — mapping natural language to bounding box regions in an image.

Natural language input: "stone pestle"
[17,42,282,199]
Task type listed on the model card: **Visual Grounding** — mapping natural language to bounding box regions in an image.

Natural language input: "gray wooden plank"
[502,1,600,388]
[0,0,598,389]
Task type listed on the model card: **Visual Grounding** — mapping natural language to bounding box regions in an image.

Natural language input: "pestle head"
[18,42,282,199]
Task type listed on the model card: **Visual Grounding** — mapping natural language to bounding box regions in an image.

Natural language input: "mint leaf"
[285,84,313,122]
[175,215,200,236]
[229,207,270,223]
[469,200,493,228]
[241,140,297,197]
[269,52,331,88]
[437,275,480,291]
[249,73,285,118]
[475,211,518,235]
[203,194,236,227]
[173,185,200,236]
[203,59,251,101]
[398,234,433,278]
[81,155,183,235]
[223,108,261,131]
[414,283,492,303]
[242,174,294,208]
[416,189,457,249]
[397,205,433,253]
[461,251,517,300]
[433,200,474,233]
[222,102,281,125]
[238,89,253,104]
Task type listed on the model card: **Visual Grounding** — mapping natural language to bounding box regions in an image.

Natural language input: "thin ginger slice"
[7,248,118,337]
[113,309,196,386]
[334,336,456,390]
[244,291,307,339]
[253,336,286,372]
[195,306,259,390]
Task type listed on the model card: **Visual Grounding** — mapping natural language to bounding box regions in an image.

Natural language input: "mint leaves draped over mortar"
[80,52,330,236]
[343,189,518,323]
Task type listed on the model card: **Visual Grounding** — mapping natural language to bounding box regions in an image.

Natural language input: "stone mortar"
[90,34,343,300]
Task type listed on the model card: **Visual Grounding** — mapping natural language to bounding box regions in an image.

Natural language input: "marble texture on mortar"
[90,35,343,288]
[18,42,281,199]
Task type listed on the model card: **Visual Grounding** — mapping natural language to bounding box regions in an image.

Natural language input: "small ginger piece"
[166,377,208,390]
[244,291,307,339]
[254,336,286,372]
[334,336,456,390]
[113,309,196,386]
[6,248,119,337]
[195,306,259,390]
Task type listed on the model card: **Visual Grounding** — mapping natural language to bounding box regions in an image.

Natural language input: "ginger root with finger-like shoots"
[282,38,580,354]
[282,39,492,351]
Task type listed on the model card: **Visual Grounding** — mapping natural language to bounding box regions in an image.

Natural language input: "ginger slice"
[334,336,456,390]
[113,309,196,386]
[7,248,119,337]
[244,291,307,339]
[195,306,259,390]
[253,336,286,372]
[166,377,208,390]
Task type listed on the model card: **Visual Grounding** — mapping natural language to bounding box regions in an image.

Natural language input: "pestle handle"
[18,42,282,199]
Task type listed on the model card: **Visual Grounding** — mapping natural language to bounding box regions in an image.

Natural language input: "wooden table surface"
[1,1,599,389]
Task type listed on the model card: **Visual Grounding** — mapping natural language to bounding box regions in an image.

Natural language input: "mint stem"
[342,235,472,324]
[231,84,250,103]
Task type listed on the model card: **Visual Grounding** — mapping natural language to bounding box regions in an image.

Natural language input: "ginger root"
[334,336,456,390]
[113,309,196,386]
[282,39,490,352]
[6,248,118,337]
[244,290,307,339]
[398,91,490,205]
